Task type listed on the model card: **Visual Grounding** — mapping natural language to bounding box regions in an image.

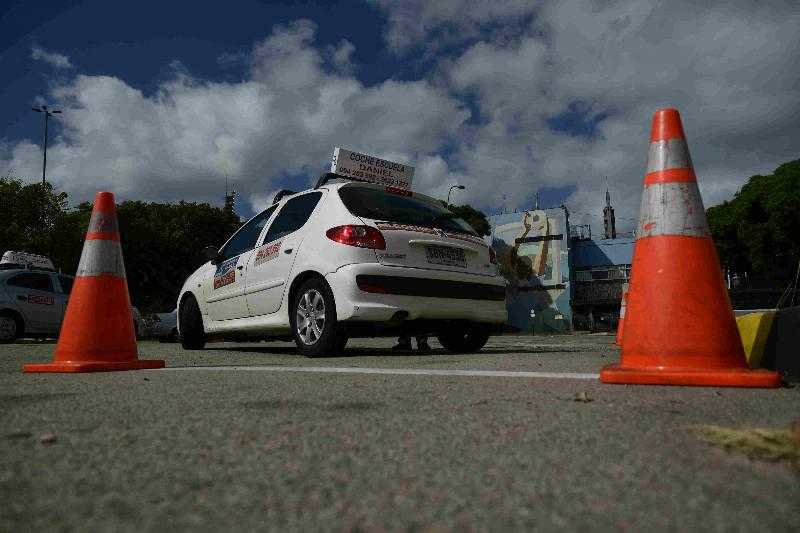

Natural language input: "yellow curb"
[736,310,777,369]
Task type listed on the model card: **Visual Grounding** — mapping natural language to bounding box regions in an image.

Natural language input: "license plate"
[425,245,466,268]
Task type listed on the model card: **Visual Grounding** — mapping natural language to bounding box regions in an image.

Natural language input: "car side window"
[58,275,74,294]
[220,204,278,260]
[7,272,54,292]
[261,192,322,245]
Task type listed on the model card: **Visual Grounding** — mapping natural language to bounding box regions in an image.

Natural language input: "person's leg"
[416,335,430,353]
[393,335,412,350]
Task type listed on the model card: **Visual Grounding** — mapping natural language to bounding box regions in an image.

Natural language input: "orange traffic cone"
[615,289,628,347]
[600,109,780,387]
[24,192,165,373]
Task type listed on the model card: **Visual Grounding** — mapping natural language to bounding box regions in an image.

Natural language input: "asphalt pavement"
[2,334,798,531]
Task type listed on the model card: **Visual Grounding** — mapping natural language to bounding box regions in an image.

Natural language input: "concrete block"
[736,311,777,369]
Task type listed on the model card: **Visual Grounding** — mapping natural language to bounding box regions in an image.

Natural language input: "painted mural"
[489,208,572,332]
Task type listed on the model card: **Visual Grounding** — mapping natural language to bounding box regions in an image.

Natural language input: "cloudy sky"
[2,0,798,231]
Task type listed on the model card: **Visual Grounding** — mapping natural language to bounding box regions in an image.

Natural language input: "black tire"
[290,277,343,357]
[437,324,491,353]
[0,311,23,343]
[180,295,206,350]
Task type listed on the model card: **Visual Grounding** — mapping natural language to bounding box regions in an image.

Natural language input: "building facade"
[488,208,573,333]
[487,190,634,332]
[569,236,634,330]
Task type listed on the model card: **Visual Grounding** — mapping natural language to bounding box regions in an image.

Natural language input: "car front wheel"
[291,278,344,357]
[179,295,206,350]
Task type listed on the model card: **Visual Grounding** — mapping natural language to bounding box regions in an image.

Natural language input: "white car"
[149,308,179,342]
[177,174,507,356]
[0,252,145,342]
[0,264,71,342]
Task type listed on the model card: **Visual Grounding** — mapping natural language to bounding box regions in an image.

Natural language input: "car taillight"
[326,225,386,250]
[489,246,498,265]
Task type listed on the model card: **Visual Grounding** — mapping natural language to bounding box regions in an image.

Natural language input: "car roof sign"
[1,251,56,271]
[330,147,414,190]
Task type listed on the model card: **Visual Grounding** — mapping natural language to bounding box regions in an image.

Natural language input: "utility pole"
[31,105,61,185]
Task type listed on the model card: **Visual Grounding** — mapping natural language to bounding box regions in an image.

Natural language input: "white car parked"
[0,251,145,342]
[177,174,507,356]
[149,308,179,342]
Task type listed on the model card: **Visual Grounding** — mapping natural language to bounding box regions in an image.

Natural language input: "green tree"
[0,171,84,271]
[116,200,241,311]
[707,159,800,279]
[1,173,241,312]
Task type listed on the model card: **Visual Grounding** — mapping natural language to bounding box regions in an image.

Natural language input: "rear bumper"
[326,264,508,324]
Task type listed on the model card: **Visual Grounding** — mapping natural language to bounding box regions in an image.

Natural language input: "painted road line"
[164,365,600,380]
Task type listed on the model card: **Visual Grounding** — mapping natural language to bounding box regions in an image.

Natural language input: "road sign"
[330,147,414,189]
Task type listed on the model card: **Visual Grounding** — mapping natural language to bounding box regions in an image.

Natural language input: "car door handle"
[284,248,293,254]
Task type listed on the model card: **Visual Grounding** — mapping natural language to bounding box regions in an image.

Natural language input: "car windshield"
[338,185,477,236]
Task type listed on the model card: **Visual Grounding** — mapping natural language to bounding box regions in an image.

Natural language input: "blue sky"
[1,1,404,145]
[2,1,798,227]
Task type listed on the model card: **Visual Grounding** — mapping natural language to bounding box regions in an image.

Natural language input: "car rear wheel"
[291,278,344,357]
[0,311,23,343]
[437,324,491,353]
[179,295,206,350]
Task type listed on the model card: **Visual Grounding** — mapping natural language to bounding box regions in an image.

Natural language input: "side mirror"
[203,245,220,263]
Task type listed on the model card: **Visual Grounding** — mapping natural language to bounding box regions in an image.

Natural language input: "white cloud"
[5,4,800,236]
[375,0,800,232]
[3,20,468,212]
[374,0,538,53]
[31,45,73,69]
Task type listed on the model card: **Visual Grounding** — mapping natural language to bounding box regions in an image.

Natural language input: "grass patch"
[696,422,800,469]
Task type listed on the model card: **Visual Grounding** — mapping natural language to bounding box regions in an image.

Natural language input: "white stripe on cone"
[76,239,127,278]
[646,138,693,173]
[87,211,119,233]
[637,181,710,238]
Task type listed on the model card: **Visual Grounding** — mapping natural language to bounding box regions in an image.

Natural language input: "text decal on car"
[254,240,281,267]
[376,223,438,235]
[27,295,55,305]
[213,257,238,289]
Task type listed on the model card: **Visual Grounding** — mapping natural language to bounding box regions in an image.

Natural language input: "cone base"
[600,363,781,388]
[23,359,165,373]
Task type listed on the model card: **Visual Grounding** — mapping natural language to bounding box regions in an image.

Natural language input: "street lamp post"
[32,105,61,185]
[447,184,465,205]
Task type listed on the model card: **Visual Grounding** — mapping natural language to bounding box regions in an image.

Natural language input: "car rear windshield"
[338,185,477,236]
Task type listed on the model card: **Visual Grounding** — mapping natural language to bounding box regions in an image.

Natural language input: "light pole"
[447,184,465,205]
[32,105,61,185]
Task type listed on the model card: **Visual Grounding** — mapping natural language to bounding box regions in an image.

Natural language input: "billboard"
[330,147,414,189]
[489,208,572,332]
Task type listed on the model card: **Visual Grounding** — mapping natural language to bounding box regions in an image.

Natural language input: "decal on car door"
[213,257,239,289]
[27,295,55,305]
[253,240,281,267]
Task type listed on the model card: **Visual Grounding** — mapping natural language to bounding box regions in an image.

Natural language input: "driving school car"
[177,173,507,357]
[0,251,145,342]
